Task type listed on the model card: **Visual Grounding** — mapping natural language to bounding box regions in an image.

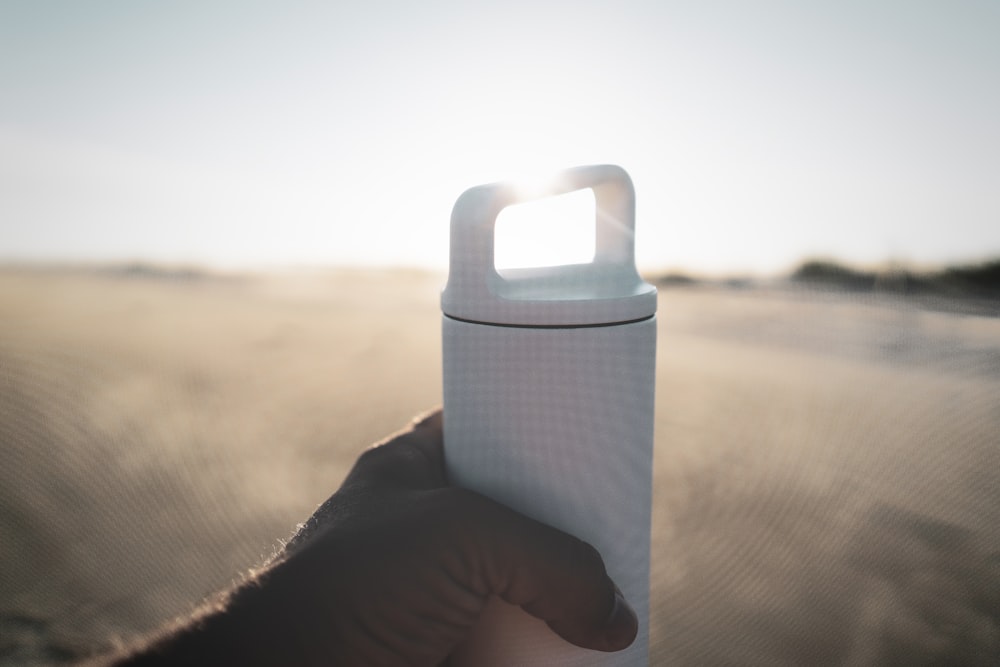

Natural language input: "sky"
[2,0,998,275]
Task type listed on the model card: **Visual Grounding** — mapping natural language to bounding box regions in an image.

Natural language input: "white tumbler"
[442,164,657,666]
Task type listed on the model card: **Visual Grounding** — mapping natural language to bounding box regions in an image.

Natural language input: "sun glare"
[494,188,596,270]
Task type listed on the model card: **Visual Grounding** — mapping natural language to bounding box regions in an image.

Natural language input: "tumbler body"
[441,165,657,666]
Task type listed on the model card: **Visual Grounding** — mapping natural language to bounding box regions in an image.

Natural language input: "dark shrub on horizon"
[938,260,1000,296]
[790,258,1000,299]
[651,272,698,286]
[790,260,876,291]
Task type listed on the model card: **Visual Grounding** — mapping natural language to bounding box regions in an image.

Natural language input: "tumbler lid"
[442,165,657,327]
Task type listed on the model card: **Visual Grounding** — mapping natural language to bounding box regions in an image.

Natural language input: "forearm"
[85,561,310,667]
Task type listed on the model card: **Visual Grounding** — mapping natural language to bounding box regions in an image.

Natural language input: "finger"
[459,493,638,653]
[410,406,443,435]
[343,408,446,491]
[287,411,444,552]
[404,407,444,470]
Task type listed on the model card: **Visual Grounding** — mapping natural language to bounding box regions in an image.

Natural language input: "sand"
[1,267,998,665]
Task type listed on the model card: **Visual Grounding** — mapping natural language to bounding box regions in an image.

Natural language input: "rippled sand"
[1,268,998,664]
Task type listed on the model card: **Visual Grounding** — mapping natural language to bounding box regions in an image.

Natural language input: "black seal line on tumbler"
[442,165,657,665]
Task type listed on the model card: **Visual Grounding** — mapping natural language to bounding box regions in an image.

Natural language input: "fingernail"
[603,588,638,650]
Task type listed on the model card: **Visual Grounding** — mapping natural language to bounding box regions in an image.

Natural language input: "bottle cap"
[442,164,657,327]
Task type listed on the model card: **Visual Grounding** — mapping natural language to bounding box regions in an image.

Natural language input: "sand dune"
[1,268,998,664]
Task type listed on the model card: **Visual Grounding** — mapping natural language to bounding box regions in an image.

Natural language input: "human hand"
[269,408,638,665]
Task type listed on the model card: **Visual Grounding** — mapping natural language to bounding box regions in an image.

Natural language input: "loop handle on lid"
[442,165,657,327]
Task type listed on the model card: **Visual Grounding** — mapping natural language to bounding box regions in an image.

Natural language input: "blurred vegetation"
[102,262,210,282]
[648,258,1000,302]
[789,260,877,291]
[790,258,1000,298]
[651,272,698,286]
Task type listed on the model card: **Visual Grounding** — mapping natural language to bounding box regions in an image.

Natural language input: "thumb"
[464,494,639,653]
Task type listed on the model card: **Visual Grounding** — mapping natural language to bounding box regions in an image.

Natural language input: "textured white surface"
[443,316,656,666]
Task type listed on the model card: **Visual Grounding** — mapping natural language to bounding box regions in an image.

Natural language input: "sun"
[493,186,597,271]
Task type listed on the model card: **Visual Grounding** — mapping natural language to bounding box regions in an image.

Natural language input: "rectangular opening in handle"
[494,188,596,271]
